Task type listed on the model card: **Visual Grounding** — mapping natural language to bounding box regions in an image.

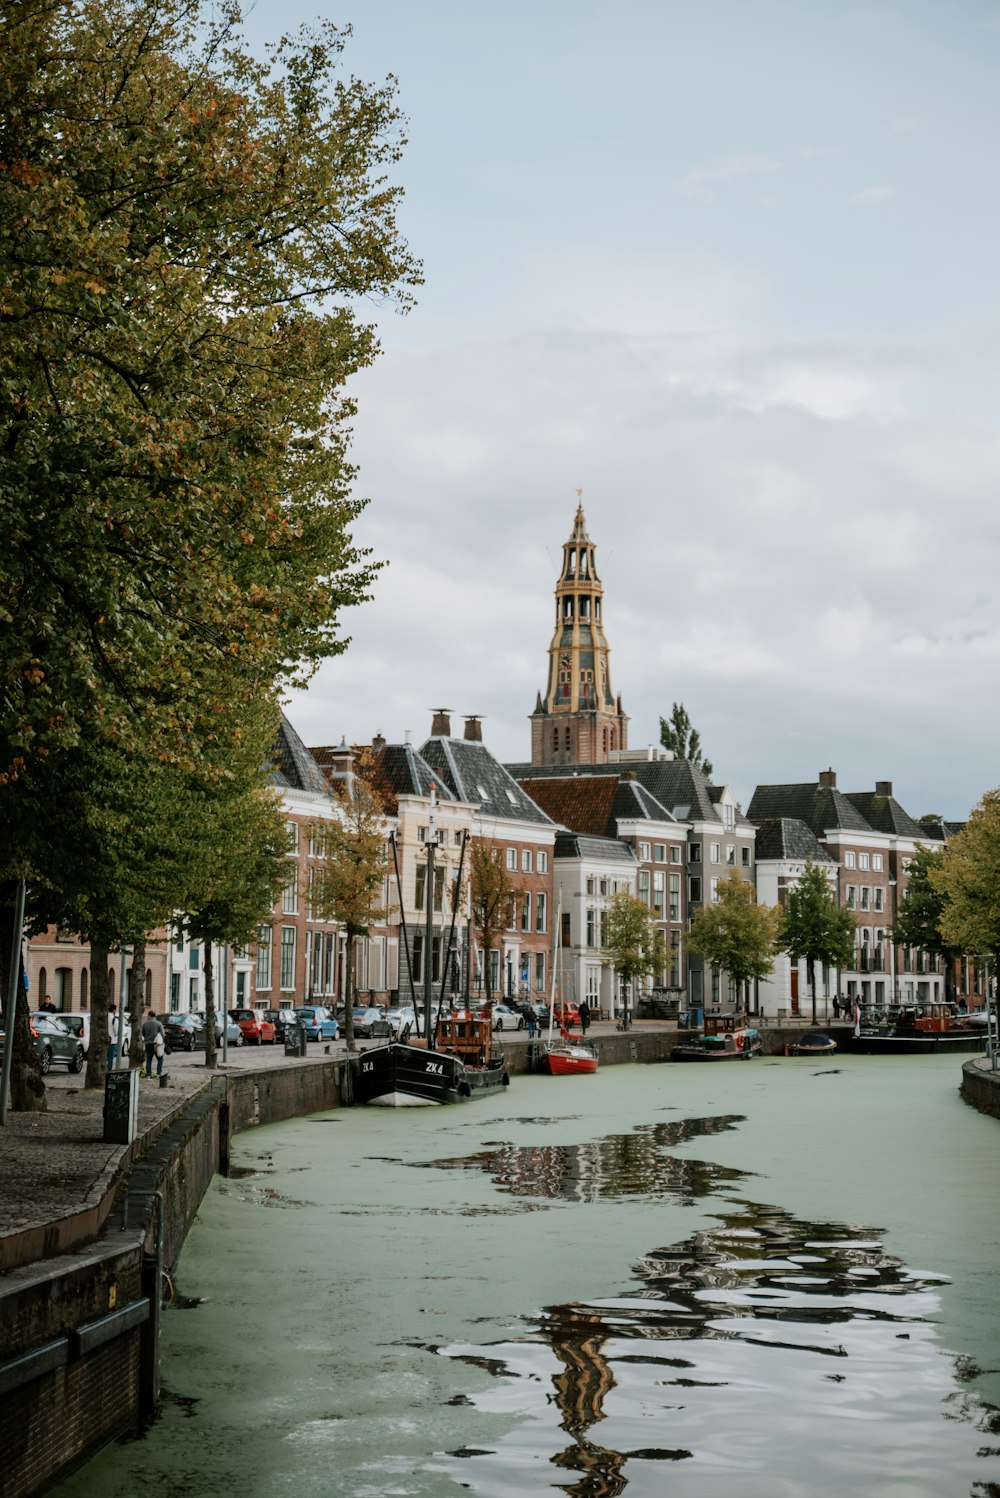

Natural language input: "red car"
[553,1002,581,1029]
[231,1008,276,1045]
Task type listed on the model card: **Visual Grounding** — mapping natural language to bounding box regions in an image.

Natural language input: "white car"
[489,1004,525,1032]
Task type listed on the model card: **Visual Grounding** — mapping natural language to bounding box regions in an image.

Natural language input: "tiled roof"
[517,774,677,838]
[273,716,332,796]
[752,818,835,863]
[422,737,556,827]
[747,783,872,837]
[845,792,924,840]
[369,744,458,812]
[554,831,638,864]
[509,758,721,824]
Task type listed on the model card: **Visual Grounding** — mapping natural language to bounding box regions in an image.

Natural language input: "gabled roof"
[752,818,835,863]
[273,716,333,796]
[747,783,872,837]
[516,774,676,838]
[554,831,638,864]
[510,758,720,824]
[368,743,458,813]
[422,737,555,827]
[845,792,924,840]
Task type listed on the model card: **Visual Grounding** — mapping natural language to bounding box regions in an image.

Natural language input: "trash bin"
[284,1021,306,1057]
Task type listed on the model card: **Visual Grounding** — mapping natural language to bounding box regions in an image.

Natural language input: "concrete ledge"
[961,1056,1000,1119]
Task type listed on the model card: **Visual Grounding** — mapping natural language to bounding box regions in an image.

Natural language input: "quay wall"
[0,1026,848,1498]
[961,1056,1000,1119]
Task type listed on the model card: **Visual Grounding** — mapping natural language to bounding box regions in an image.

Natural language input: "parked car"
[384,1005,441,1038]
[35,1010,92,1053]
[5,1016,87,1074]
[264,1007,298,1041]
[296,1005,339,1042]
[553,1002,581,1029]
[159,1013,206,1053]
[350,1006,392,1039]
[488,1003,525,1032]
[231,1008,276,1045]
[192,1011,243,1047]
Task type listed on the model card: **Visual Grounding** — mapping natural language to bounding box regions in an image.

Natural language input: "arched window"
[145,970,153,1005]
[38,966,47,1005]
[81,967,89,1010]
[552,727,559,751]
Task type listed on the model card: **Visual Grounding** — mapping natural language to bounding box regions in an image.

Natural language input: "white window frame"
[522,849,533,873]
[506,848,518,872]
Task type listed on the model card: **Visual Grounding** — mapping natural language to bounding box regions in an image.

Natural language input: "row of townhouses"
[26,506,976,1023]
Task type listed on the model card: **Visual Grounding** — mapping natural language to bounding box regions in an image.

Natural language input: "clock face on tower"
[559,653,571,668]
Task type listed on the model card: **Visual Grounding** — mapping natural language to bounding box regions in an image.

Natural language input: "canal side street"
[3,1018,999,1251]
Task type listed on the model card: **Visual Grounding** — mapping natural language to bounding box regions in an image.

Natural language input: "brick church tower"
[530,502,629,765]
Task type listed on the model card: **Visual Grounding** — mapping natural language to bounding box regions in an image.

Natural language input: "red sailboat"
[543,895,598,1076]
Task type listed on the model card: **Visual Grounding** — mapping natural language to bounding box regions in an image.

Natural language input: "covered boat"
[785,1031,838,1057]
[672,1010,761,1062]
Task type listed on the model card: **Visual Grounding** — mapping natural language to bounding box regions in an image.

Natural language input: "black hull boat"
[847,1002,987,1056]
[353,1011,510,1107]
[672,1010,761,1062]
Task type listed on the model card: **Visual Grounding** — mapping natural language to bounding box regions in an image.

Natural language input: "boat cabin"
[436,1010,494,1069]
[703,1010,751,1037]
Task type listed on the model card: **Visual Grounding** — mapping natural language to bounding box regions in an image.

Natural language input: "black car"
[158,1013,206,1053]
[264,1008,298,1041]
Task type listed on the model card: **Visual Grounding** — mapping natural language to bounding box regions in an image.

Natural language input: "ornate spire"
[529,502,628,765]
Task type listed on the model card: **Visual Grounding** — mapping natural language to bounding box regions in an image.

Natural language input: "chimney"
[463,715,483,742]
[327,737,354,794]
[372,732,386,756]
[430,707,452,738]
[875,780,892,798]
[818,768,837,789]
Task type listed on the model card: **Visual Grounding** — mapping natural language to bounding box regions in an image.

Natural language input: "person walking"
[142,1009,166,1080]
[526,1007,537,1041]
[579,1000,591,1036]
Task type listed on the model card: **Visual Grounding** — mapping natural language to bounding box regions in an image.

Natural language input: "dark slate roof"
[368,743,459,813]
[509,758,721,824]
[747,782,873,837]
[752,818,835,863]
[422,737,556,827]
[612,778,677,824]
[554,831,638,863]
[273,716,332,796]
[845,792,924,840]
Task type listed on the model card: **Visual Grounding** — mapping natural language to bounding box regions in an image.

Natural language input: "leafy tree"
[780,861,856,1024]
[1,0,419,786]
[469,841,520,1007]
[311,762,391,1053]
[689,872,783,1006]
[658,703,714,778]
[892,843,960,1004]
[602,892,665,1017]
[931,790,1000,964]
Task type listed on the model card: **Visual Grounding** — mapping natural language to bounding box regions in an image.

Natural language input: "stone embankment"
[960,1053,1000,1119]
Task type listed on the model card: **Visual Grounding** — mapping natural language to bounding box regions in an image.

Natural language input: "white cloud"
[676,154,782,202]
[286,326,1000,819]
[852,185,895,204]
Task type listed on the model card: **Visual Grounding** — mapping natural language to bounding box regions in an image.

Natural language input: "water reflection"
[442,1193,1000,1497]
[419,1114,749,1205]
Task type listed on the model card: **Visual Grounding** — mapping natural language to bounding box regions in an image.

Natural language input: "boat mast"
[423,783,437,1043]
[548,890,561,1044]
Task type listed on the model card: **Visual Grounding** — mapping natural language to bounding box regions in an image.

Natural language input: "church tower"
[530,503,629,765]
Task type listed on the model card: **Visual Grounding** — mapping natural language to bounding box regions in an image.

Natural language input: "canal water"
[55,1055,1000,1498]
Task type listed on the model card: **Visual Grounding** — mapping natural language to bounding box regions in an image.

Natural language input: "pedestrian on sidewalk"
[579,1000,591,1036]
[142,1009,166,1080]
[526,1008,537,1040]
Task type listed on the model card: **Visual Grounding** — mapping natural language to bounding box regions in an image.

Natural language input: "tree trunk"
[809,958,818,1026]
[204,943,217,1069]
[1,889,46,1112]
[85,937,111,1090]
[483,940,493,1006]
[344,930,356,1053]
[128,935,146,1067]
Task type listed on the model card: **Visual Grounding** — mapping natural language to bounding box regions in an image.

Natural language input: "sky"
[239,0,1000,820]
